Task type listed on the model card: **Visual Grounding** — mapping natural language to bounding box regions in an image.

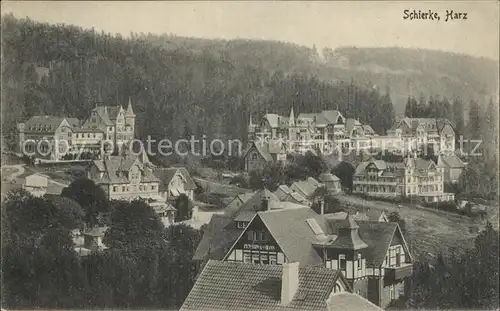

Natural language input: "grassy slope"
[336,194,498,257]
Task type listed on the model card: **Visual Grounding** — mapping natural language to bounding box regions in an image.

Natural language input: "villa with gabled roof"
[17,97,136,160]
[216,207,413,308]
[353,154,455,202]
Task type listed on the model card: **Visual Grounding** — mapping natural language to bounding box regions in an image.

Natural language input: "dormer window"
[237,221,247,229]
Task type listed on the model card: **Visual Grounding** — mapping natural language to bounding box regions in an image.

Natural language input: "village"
[1,97,497,311]
[1,3,499,310]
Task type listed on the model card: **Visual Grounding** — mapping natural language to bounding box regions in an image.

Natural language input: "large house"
[82,98,136,148]
[248,109,377,154]
[181,260,383,311]
[153,167,197,202]
[219,207,413,308]
[87,153,160,202]
[193,188,308,262]
[17,116,80,160]
[87,152,199,226]
[437,154,466,184]
[17,98,136,160]
[353,156,455,202]
[387,117,455,154]
[242,140,287,172]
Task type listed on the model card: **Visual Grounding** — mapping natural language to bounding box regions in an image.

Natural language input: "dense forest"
[2,14,395,149]
[3,14,498,149]
[2,184,202,309]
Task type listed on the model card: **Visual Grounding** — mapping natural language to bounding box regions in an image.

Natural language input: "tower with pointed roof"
[248,113,257,142]
[288,107,296,142]
[319,214,369,291]
[124,97,136,140]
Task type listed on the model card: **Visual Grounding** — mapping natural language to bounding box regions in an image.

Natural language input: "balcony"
[384,263,413,283]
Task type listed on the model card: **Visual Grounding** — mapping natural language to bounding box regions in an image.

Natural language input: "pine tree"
[452,98,465,136]
[467,100,482,141]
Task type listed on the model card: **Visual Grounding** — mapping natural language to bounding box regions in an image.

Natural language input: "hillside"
[145,34,498,116]
[1,14,498,149]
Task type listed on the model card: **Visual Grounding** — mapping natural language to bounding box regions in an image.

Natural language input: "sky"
[2,1,499,61]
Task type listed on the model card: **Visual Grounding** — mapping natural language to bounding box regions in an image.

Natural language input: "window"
[237,222,246,229]
[357,253,362,270]
[243,253,251,263]
[247,231,253,240]
[122,186,125,192]
[113,186,118,192]
[269,254,277,264]
[338,254,346,271]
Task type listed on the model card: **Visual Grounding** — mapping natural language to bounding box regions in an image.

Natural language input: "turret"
[124,97,136,138]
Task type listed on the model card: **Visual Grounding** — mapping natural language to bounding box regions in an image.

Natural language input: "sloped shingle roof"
[180,260,349,311]
[258,208,324,267]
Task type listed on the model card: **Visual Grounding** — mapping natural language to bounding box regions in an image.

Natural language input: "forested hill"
[320,47,498,116]
[2,14,497,146]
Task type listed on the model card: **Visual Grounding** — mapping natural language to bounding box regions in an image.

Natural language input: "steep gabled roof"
[180,260,352,311]
[91,155,158,185]
[23,116,68,133]
[153,167,197,192]
[243,141,274,162]
[193,214,242,261]
[257,207,324,267]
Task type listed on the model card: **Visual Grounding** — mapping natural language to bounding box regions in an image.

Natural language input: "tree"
[452,97,465,136]
[467,99,482,141]
[61,178,109,226]
[332,162,355,192]
[174,194,193,222]
[103,199,165,250]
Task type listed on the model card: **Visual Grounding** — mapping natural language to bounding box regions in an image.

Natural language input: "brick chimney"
[281,262,300,306]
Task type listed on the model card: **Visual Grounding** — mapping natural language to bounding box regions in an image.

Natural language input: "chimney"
[320,199,325,215]
[281,262,300,306]
[261,191,270,211]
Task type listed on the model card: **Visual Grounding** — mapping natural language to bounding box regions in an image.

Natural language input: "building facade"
[353,156,455,202]
[387,118,455,154]
[17,98,136,160]
[248,109,378,154]
[221,208,413,308]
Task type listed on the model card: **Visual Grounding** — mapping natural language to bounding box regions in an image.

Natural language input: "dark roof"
[91,155,159,185]
[357,221,399,266]
[23,116,66,133]
[243,141,274,162]
[193,214,242,261]
[194,199,404,267]
[194,190,309,262]
[322,216,369,250]
[180,260,350,311]
[231,189,280,222]
[153,167,196,192]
